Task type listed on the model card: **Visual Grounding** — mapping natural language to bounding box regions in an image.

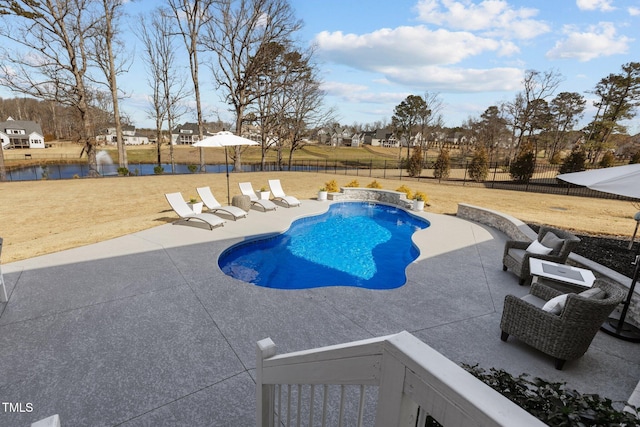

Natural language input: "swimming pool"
[218,202,430,290]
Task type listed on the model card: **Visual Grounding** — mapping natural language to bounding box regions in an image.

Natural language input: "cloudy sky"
[3,0,639,133]
[288,0,639,132]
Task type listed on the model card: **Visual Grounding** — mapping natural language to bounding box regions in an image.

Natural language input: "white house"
[0,117,45,149]
[97,124,150,145]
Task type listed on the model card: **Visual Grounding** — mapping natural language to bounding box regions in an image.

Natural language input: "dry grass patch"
[1,171,636,263]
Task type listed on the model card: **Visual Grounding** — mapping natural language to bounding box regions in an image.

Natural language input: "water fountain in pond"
[96,150,116,176]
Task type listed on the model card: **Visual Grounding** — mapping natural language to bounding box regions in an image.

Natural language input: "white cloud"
[321,81,408,104]
[629,6,640,16]
[576,0,615,12]
[379,65,523,92]
[314,25,516,70]
[414,0,550,39]
[546,22,631,61]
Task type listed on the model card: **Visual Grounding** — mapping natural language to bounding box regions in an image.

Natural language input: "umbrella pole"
[600,246,640,342]
[630,220,640,250]
[225,147,231,205]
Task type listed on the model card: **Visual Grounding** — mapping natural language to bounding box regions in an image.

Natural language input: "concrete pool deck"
[1,200,639,426]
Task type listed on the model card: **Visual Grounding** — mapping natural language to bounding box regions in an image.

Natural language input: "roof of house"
[0,117,44,136]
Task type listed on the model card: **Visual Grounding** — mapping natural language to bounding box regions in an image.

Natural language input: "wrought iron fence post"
[492,162,497,188]
[463,161,468,185]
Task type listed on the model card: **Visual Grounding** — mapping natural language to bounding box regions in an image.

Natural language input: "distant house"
[330,128,352,146]
[97,124,150,145]
[372,128,397,147]
[0,117,45,149]
[170,122,217,145]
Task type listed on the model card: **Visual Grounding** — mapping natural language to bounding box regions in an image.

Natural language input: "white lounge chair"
[239,182,277,212]
[268,179,301,207]
[196,186,248,221]
[165,192,226,229]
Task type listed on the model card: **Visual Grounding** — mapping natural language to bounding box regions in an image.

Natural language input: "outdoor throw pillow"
[526,239,553,255]
[542,293,569,315]
[540,231,565,255]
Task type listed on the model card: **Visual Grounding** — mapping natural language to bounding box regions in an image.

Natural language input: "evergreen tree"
[407,145,423,177]
[468,147,489,182]
[433,149,450,181]
[509,143,535,183]
[559,145,587,174]
[630,151,640,164]
[599,151,615,167]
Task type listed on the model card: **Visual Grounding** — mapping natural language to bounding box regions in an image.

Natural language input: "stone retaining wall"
[328,187,412,208]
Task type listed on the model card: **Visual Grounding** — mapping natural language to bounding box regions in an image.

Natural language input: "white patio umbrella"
[557,164,640,342]
[557,163,640,199]
[192,131,259,205]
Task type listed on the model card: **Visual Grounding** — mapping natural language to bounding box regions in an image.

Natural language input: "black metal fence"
[3,158,635,202]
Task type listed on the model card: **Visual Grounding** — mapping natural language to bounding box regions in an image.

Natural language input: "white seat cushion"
[542,293,570,315]
[526,239,553,255]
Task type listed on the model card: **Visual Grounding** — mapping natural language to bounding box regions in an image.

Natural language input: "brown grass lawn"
[1,169,638,264]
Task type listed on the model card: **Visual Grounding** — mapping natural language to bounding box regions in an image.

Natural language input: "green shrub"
[630,151,640,164]
[559,146,587,174]
[433,149,450,181]
[462,365,640,427]
[153,165,164,175]
[407,145,423,177]
[468,147,489,182]
[509,144,535,183]
[117,167,129,176]
[599,151,615,168]
[187,164,198,173]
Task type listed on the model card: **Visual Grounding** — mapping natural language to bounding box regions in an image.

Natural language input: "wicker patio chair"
[502,226,581,285]
[500,279,624,370]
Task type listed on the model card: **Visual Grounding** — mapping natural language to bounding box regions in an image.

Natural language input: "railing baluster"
[321,385,328,427]
[417,406,427,426]
[338,385,345,427]
[357,385,366,427]
[309,385,315,427]
[297,384,302,427]
[287,384,292,427]
[276,384,282,427]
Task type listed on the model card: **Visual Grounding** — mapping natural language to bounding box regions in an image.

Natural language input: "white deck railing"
[256,331,546,427]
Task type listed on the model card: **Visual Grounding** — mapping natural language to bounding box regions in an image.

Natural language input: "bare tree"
[419,91,444,149]
[167,0,217,172]
[513,69,563,154]
[138,8,192,173]
[89,0,130,169]
[282,62,332,170]
[203,0,303,171]
[0,0,102,176]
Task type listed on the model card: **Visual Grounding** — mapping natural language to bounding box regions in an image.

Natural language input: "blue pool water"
[218,202,430,290]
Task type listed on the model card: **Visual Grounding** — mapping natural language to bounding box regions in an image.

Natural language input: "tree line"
[391,64,640,182]
[1,1,638,184]
[0,0,330,180]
